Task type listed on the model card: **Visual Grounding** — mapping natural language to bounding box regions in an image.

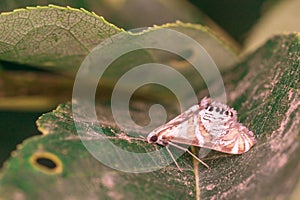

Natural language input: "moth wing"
[167,114,213,147]
[208,123,257,154]
[169,118,256,155]
[150,104,201,141]
[152,100,256,155]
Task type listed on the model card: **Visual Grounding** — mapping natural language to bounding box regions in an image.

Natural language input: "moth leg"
[165,145,183,172]
[168,142,210,169]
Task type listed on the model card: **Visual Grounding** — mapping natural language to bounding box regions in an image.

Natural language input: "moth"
[147,97,257,171]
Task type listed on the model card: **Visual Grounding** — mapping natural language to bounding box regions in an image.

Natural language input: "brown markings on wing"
[169,115,214,147]
[193,115,256,154]
[154,98,257,155]
[214,129,240,154]
[156,126,176,143]
[155,105,201,141]
[210,124,257,154]
[166,114,257,155]
[167,119,200,146]
[198,118,213,144]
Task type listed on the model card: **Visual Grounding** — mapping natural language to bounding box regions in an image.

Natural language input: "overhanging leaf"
[0,5,238,71]
[0,5,238,112]
[0,34,299,199]
[0,5,123,69]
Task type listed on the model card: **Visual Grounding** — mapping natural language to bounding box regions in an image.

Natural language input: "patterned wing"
[147,97,257,154]
[147,104,201,145]
[208,122,257,154]
[195,97,257,154]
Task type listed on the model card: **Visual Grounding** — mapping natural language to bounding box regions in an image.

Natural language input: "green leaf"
[0,33,299,199]
[198,34,299,199]
[0,5,238,111]
[0,5,238,70]
[0,5,237,71]
[0,0,216,33]
[0,5,123,70]
[0,103,198,199]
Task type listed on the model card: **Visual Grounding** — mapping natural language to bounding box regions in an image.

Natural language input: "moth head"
[147,131,169,146]
[147,133,158,143]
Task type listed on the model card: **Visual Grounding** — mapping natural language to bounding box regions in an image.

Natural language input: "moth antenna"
[168,142,210,169]
[165,146,183,172]
[136,135,147,142]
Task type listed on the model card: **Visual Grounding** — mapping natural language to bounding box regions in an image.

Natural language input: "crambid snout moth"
[147,97,257,171]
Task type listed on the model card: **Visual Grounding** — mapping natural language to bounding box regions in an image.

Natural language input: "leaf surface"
[0,34,299,199]
[0,5,123,69]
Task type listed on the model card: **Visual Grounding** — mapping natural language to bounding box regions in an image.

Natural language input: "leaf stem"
[191,146,201,200]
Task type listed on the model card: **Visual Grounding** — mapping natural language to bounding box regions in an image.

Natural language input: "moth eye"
[220,108,224,114]
[150,135,158,142]
[225,111,229,115]
[229,111,233,117]
[215,107,220,112]
[208,106,214,111]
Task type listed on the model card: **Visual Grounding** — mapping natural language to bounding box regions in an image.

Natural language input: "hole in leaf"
[36,157,57,169]
[30,152,63,174]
